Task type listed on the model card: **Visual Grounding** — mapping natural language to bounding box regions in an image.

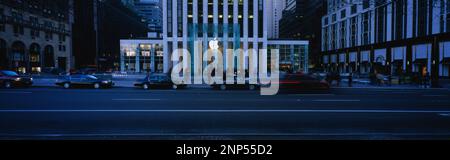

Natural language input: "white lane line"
[0,109,448,113]
[438,113,450,117]
[312,99,361,102]
[0,91,32,94]
[112,99,161,101]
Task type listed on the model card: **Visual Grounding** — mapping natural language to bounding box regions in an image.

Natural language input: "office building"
[0,0,73,73]
[120,0,309,74]
[321,0,450,86]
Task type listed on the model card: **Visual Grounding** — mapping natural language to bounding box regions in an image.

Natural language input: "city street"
[0,87,450,140]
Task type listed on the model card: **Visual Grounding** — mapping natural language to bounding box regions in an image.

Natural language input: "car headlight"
[30,78,33,81]
[102,81,110,84]
[14,78,21,81]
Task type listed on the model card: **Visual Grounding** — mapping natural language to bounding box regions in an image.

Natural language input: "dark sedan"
[211,79,259,90]
[0,70,33,88]
[134,74,186,90]
[278,73,330,93]
[211,76,259,91]
[56,74,114,89]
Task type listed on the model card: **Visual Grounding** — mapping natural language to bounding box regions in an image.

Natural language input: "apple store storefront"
[120,38,309,74]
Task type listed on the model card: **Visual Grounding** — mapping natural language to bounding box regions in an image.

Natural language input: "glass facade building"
[121,0,309,74]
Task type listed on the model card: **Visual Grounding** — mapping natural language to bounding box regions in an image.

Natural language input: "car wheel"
[93,83,100,89]
[4,81,12,89]
[220,84,226,90]
[63,83,70,89]
[249,85,256,90]
[172,85,178,90]
[143,84,149,90]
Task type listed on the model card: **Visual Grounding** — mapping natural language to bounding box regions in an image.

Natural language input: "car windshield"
[1,71,19,76]
[86,75,98,80]
[149,76,159,81]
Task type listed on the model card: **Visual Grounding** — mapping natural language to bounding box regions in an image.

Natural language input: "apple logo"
[209,38,219,50]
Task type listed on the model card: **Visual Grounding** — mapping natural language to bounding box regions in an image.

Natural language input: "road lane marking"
[439,113,450,117]
[112,99,161,101]
[312,99,361,102]
[0,109,449,113]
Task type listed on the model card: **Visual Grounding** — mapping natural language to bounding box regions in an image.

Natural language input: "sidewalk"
[332,81,448,90]
[30,74,450,90]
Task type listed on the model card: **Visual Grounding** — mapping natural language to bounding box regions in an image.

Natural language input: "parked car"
[211,75,259,91]
[0,70,33,88]
[56,74,114,89]
[134,74,186,90]
[278,73,330,92]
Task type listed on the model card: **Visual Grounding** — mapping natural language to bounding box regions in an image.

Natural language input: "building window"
[417,0,428,37]
[45,32,53,40]
[0,8,4,32]
[59,34,66,42]
[30,16,39,25]
[340,22,346,49]
[351,5,357,14]
[363,0,370,9]
[341,9,346,19]
[13,25,24,35]
[126,51,136,57]
[30,29,40,37]
[331,24,337,50]
[30,54,40,62]
[0,24,4,32]
[394,0,405,40]
[142,51,150,57]
[362,12,370,45]
[376,5,386,43]
[447,0,450,32]
[350,17,357,47]
[323,27,329,51]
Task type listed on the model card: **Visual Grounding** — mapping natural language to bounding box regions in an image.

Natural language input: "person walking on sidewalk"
[388,74,392,86]
[424,72,430,88]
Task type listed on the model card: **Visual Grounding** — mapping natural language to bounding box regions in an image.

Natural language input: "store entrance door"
[58,57,67,71]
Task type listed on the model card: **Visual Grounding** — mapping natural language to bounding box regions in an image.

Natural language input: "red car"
[0,70,33,88]
[278,73,330,92]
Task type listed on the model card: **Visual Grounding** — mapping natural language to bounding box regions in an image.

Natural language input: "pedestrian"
[335,72,341,87]
[424,72,430,88]
[388,75,392,86]
[348,72,353,87]
[418,73,423,88]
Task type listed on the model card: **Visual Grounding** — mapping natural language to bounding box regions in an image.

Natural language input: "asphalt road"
[0,86,450,140]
